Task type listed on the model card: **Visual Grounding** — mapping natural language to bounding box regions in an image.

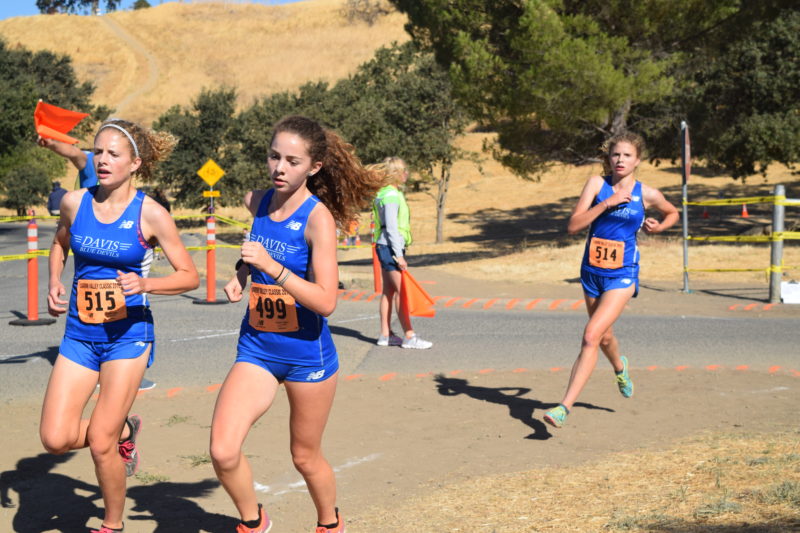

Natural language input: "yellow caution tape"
[684,267,767,273]
[686,235,771,243]
[0,250,50,262]
[215,215,250,229]
[684,195,777,206]
[684,195,800,207]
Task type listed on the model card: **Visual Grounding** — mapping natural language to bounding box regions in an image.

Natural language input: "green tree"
[132,0,151,10]
[36,0,121,15]
[0,39,107,205]
[331,43,471,242]
[153,87,239,209]
[1,164,51,216]
[389,0,799,179]
[673,9,800,178]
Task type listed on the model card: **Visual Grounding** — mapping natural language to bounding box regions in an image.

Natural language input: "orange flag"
[372,244,383,293]
[399,269,436,319]
[34,100,89,144]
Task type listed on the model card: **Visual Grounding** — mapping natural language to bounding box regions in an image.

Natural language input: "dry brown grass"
[354,431,800,532]
[0,0,408,124]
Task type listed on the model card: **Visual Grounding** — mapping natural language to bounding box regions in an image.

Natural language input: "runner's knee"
[40,428,73,455]
[210,439,241,471]
[290,446,322,476]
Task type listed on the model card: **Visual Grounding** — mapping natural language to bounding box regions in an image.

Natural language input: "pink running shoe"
[90,524,123,533]
[118,415,141,477]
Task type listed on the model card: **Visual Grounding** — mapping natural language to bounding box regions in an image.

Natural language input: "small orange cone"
[399,270,436,320]
[34,100,89,144]
[372,244,382,293]
[355,234,361,246]
[702,206,709,219]
[741,204,749,218]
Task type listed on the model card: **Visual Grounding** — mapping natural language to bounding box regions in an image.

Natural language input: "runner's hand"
[117,270,146,295]
[642,217,662,234]
[241,241,277,275]
[395,255,408,271]
[224,275,244,302]
[606,188,632,209]
[47,282,67,316]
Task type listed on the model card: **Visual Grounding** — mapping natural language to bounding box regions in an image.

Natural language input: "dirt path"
[102,16,160,117]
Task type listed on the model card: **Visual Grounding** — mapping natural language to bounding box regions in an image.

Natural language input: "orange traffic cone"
[372,244,382,293]
[741,204,749,218]
[702,206,709,219]
[399,270,436,321]
[355,234,361,246]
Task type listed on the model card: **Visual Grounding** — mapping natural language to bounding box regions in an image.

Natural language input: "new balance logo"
[118,220,134,229]
[306,370,325,381]
[285,221,302,231]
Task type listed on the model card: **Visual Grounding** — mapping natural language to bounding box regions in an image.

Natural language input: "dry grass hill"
[0,0,409,124]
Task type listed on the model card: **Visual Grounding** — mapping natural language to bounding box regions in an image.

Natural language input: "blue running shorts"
[235,351,339,383]
[59,337,154,371]
[580,270,639,299]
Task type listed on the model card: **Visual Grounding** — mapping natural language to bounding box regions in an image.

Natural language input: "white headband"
[98,123,140,159]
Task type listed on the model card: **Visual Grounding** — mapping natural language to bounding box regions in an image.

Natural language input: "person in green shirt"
[372,157,433,350]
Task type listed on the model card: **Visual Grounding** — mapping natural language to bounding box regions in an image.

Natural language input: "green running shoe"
[543,404,569,428]
[616,356,634,398]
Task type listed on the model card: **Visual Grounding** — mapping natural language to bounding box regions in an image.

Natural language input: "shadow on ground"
[433,375,613,441]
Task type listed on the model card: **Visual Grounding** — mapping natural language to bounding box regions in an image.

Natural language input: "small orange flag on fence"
[372,244,383,293]
[34,100,89,144]
[399,269,436,319]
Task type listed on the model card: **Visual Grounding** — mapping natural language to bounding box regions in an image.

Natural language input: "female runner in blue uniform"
[212,116,382,533]
[544,132,678,429]
[42,119,199,533]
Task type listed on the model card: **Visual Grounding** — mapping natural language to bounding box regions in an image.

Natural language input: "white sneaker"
[401,335,432,350]
[377,333,403,347]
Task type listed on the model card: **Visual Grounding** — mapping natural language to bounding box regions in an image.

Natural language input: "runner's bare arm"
[641,185,679,234]
[121,198,199,296]
[37,136,88,170]
[47,191,80,316]
[567,176,607,235]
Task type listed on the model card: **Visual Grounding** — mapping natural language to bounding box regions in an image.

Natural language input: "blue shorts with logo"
[235,351,339,383]
[376,243,405,272]
[59,337,154,371]
[580,270,639,299]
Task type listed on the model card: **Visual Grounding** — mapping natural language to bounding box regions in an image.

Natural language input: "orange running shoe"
[236,504,271,533]
[315,508,345,533]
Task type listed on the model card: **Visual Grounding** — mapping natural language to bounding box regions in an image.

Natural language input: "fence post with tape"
[10,215,56,326]
[768,184,785,304]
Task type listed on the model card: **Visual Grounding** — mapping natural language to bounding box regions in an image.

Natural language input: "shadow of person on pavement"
[126,478,238,533]
[433,374,613,441]
[0,452,102,533]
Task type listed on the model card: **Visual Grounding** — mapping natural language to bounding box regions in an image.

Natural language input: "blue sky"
[0,0,300,21]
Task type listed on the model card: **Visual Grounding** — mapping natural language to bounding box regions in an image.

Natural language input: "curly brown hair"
[272,116,384,229]
[96,119,178,182]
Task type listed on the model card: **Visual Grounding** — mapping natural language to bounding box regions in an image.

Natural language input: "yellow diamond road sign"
[197,159,225,187]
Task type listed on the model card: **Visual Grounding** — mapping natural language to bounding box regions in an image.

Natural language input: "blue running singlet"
[581,177,645,279]
[64,187,154,342]
[237,190,337,365]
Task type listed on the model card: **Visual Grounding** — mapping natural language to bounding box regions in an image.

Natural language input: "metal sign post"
[680,121,691,293]
[194,159,228,305]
